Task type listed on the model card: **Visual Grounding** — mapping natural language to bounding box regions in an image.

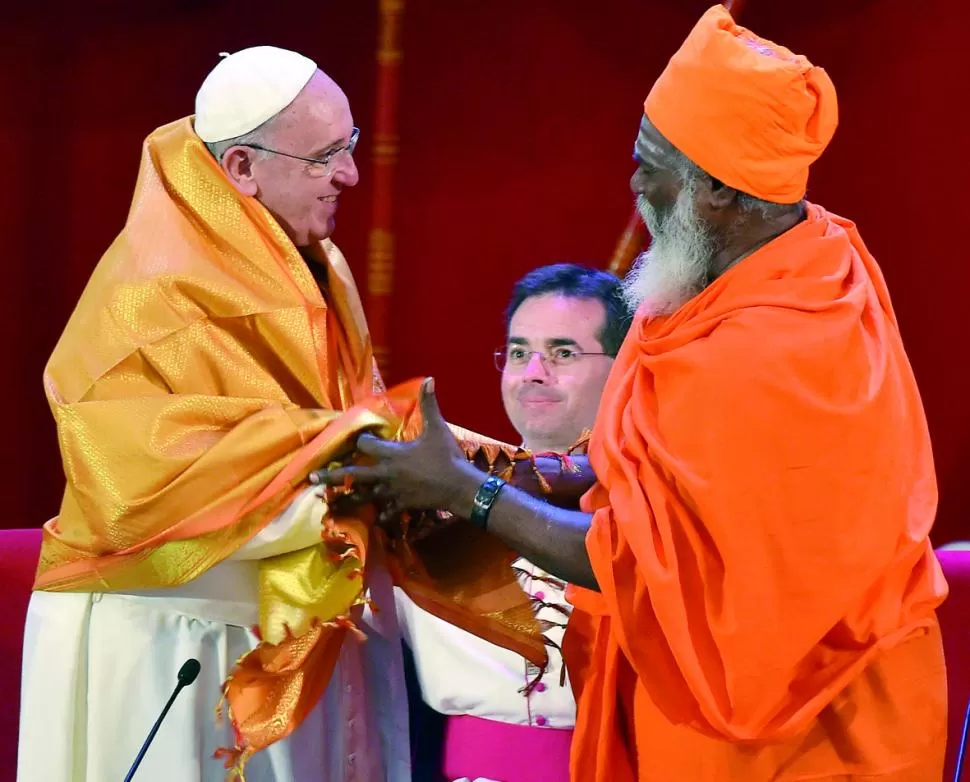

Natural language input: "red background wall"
[1,0,966,544]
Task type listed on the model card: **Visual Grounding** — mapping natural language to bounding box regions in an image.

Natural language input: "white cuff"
[230,486,327,560]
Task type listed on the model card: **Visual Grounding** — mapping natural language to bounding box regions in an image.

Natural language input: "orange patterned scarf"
[37,118,547,777]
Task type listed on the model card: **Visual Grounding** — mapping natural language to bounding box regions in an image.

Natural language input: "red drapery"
[0,0,965,545]
[366,0,405,374]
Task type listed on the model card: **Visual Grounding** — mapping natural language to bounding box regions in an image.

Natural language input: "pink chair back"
[0,528,42,782]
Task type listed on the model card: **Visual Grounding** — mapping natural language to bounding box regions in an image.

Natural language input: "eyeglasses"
[493,345,610,372]
[239,127,360,177]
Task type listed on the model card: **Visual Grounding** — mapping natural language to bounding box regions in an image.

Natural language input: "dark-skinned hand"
[310,378,481,517]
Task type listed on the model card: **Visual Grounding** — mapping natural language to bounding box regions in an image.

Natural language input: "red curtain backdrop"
[1,0,966,546]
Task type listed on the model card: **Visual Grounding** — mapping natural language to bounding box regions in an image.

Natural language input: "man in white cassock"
[18,47,410,782]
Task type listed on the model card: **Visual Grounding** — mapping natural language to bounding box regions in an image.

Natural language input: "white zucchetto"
[194,46,317,143]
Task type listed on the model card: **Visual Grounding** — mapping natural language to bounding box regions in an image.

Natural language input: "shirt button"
[535,715,548,727]
[535,682,547,693]
[534,591,546,601]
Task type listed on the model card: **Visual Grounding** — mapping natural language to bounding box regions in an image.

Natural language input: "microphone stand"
[123,659,201,782]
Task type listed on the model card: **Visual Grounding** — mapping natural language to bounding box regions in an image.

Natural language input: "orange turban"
[645,4,838,204]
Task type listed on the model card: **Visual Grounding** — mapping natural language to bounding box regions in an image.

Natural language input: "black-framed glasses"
[240,127,360,177]
[494,345,610,372]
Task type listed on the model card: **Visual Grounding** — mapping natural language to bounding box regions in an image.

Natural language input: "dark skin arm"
[444,461,598,590]
[312,378,599,590]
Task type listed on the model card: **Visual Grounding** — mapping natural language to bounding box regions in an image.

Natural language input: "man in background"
[397,264,631,782]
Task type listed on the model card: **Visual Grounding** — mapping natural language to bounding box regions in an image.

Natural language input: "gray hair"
[204,119,275,162]
[672,150,795,220]
[205,126,265,163]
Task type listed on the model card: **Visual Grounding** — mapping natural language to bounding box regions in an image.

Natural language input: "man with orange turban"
[316,6,949,780]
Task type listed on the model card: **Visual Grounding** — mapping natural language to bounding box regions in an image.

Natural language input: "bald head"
[260,70,350,158]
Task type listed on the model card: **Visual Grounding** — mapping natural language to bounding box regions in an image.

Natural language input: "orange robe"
[565,204,948,780]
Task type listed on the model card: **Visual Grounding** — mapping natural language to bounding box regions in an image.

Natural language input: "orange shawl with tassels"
[36,117,547,777]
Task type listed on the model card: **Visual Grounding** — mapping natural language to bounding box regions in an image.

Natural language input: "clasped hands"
[310,378,483,530]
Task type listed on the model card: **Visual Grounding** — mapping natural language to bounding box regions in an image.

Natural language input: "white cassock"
[397,556,575,782]
[397,556,575,729]
[17,488,411,782]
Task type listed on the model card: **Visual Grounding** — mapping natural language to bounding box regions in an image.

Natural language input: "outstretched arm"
[439,459,597,590]
[312,379,599,590]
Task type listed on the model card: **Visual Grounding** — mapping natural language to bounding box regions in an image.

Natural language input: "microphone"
[123,658,202,782]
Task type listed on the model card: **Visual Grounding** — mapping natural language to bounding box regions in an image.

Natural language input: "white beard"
[622,178,716,316]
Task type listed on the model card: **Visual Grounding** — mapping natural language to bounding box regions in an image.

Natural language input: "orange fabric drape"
[38,117,378,593]
[36,117,547,776]
[36,115,399,773]
[567,204,948,780]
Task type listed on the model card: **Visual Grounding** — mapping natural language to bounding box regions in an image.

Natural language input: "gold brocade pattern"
[39,117,373,593]
[37,117,546,779]
[259,528,368,645]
